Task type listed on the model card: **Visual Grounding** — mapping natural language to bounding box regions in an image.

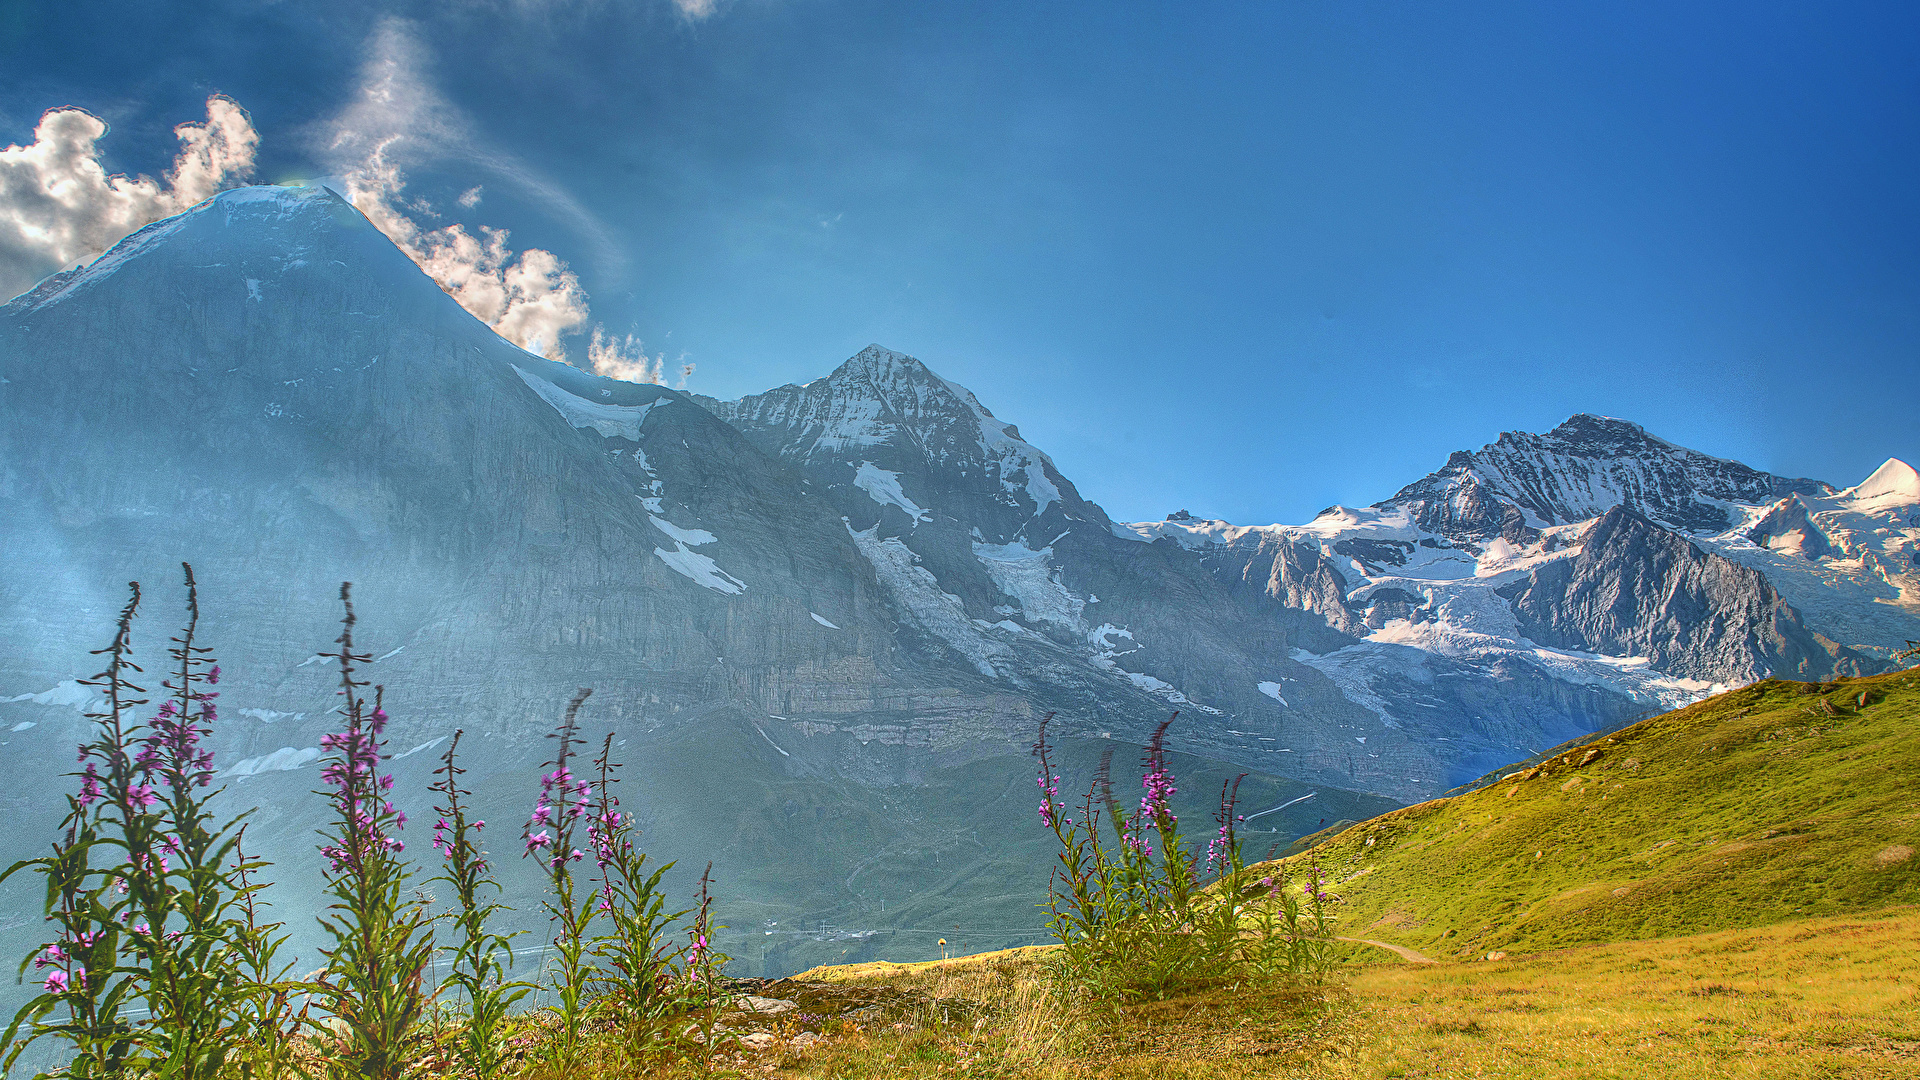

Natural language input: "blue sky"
[4,1,1917,524]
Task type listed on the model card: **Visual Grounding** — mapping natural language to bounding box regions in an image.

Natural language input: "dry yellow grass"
[1324,907,1920,1080]
[734,908,1920,1080]
[742,952,1353,1080]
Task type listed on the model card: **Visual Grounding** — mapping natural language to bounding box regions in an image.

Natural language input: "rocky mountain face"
[1379,413,1832,540]
[1499,506,1874,683]
[0,185,1912,986]
[696,348,1405,786]
[696,348,1644,796]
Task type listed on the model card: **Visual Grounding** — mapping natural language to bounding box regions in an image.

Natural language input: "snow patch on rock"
[655,544,746,595]
[3,680,102,714]
[650,515,717,546]
[853,462,930,522]
[391,736,449,760]
[850,525,1008,678]
[973,541,1085,630]
[224,746,323,777]
[514,365,662,441]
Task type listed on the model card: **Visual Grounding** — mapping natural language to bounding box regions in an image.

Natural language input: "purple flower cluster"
[584,798,635,912]
[142,663,220,795]
[1203,826,1229,871]
[72,650,221,890]
[1030,714,1074,831]
[319,704,404,871]
[41,968,77,995]
[585,806,624,868]
[524,765,590,869]
[684,932,709,983]
[33,935,99,996]
[1203,813,1246,873]
[1137,713,1181,833]
[432,815,486,863]
[1036,772,1060,828]
[1306,867,1337,904]
[76,758,104,808]
[1140,757,1176,821]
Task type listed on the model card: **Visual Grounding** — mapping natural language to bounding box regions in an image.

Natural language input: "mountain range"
[1,184,1915,978]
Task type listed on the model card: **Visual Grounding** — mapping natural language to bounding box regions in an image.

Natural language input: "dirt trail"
[1337,936,1438,964]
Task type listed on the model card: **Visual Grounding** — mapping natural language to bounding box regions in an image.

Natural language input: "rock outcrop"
[1500,507,1874,683]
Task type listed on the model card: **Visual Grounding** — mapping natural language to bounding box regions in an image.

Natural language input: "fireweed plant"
[523,688,599,1067]
[680,863,731,1070]
[4,568,299,1078]
[132,564,295,1078]
[3,584,148,1076]
[429,730,530,1080]
[227,828,309,1080]
[312,583,436,1080]
[2,580,757,1075]
[1032,712,1338,1004]
[585,734,687,1031]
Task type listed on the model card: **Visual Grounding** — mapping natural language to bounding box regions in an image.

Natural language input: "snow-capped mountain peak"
[703,345,1104,541]
[1378,413,1831,540]
[5,185,403,317]
[1839,457,1920,512]
[1114,416,1912,759]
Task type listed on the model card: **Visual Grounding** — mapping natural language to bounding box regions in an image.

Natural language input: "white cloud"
[588,327,694,387]
[674,0,721,18]
[342,145,589,360]
[328,21,592,360]
[0,96,257,299]
[588,327,666,383]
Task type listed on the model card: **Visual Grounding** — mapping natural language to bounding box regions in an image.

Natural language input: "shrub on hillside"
[1033,713,1336,1005]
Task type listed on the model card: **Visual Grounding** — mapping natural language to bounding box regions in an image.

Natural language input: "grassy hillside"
[1252,671,1920,961]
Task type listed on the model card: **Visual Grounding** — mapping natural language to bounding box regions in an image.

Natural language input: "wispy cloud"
[320,18,624,278]
[477,0,725,21]
[587,327,694,386]
[323,17,647,362]
[0,97,257,299]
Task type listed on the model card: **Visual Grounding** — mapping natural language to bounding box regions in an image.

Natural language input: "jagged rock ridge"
[1380,414,1830,541]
